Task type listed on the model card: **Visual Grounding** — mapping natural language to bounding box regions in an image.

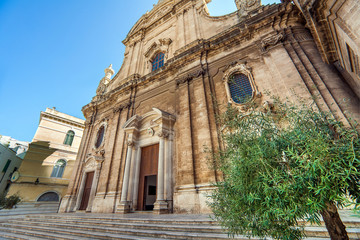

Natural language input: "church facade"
[59,0,359,214]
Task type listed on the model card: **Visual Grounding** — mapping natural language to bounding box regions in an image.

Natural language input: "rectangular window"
[346,43,360,77]
[2,160,11,173]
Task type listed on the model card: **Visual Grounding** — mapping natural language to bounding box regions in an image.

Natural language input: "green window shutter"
[64,130,75,146]
[2,160,11,172]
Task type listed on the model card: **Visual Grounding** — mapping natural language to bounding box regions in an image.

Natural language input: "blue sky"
[0,0,279,142]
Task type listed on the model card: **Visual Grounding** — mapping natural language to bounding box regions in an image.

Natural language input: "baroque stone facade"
[59,0,360,214]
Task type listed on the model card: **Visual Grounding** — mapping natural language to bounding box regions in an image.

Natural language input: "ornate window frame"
[222,63,260,105]
[93,121,107,150]
[144,38,172,73]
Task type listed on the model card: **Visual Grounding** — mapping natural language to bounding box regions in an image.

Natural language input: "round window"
[95,125,105,148]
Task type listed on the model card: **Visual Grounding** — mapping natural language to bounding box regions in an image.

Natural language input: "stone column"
[132,147,142,210]
[117,140,134,213]
[165,133,173,207]
[153,130,169,214]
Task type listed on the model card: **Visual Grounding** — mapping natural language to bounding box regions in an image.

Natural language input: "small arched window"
[63,130,75,146]
[95,125,105,148]
[228,73,253,104]
[152,52,165,71]
[37,192,60,202]
[50,159,66,178]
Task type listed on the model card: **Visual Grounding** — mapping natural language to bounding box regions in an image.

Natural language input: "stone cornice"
[40,112,85,129]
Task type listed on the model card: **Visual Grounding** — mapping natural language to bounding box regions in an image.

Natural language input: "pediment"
[125,1,174,41]
[123,108,175,132]
[84,156,96,170]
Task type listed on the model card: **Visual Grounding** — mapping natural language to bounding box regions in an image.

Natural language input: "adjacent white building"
[0,136,28,195]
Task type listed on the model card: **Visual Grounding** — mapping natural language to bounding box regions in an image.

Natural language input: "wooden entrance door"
[79,171,94,210]
[137,144,159,211]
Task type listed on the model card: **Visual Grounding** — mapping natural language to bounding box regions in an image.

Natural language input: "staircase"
[0,202,59,216]
[0,212,358,239]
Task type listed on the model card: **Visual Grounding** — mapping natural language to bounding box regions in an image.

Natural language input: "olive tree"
[208,98,360,240]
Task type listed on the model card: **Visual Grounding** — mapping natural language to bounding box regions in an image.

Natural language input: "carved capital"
[261,33,285,52]
[113,102,131,113]
[176,69,206,86]
[158,130,169,139]
[127,140,134,147]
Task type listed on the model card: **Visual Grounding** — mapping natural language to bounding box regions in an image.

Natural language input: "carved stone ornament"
[235,0,261,16]
[96,82,107,96]
[127,140,134,147]
[147,127,155,136]
[95,149,105,157]
[159,38,172,46]
[261,33,285,52]
[158,130,169,139]
[96,64,115,96]
[113,102,131,113]
[84,157,96,170]
[222,63,252,81]
[176,69,206,86]
[145,38,172,58]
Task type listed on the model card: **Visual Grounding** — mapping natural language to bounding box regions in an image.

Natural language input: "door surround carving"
[117,108,176,214]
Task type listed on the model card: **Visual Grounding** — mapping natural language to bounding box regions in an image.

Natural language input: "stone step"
[29,213,360,230]
[18,217,223,233]
[33,213,216,225]
[304,226,360,239]
[0,213,359,240]
[0,225,86,240]
[6,207,58,212]
[0,222,254,240]
[7,219,224,234]
[14,204,59,209]
[9,218,360,239]
[0,210,58,216]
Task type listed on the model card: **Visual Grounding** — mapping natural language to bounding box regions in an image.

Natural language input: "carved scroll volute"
[127,139,135,147]
[158,130,169,139]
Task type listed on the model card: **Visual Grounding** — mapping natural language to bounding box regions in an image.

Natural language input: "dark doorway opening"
[79,171,94,210]
[144,175,157,210]
[137,144,159,211]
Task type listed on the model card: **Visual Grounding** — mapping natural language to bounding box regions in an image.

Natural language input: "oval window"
[228,73,253,104]
[95,125,105,148]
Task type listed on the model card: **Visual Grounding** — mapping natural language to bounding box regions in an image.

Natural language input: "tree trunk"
[320,202,349,240]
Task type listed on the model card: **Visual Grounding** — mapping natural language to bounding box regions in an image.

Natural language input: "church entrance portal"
[79,171,94,210]
[137,144,159,211]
